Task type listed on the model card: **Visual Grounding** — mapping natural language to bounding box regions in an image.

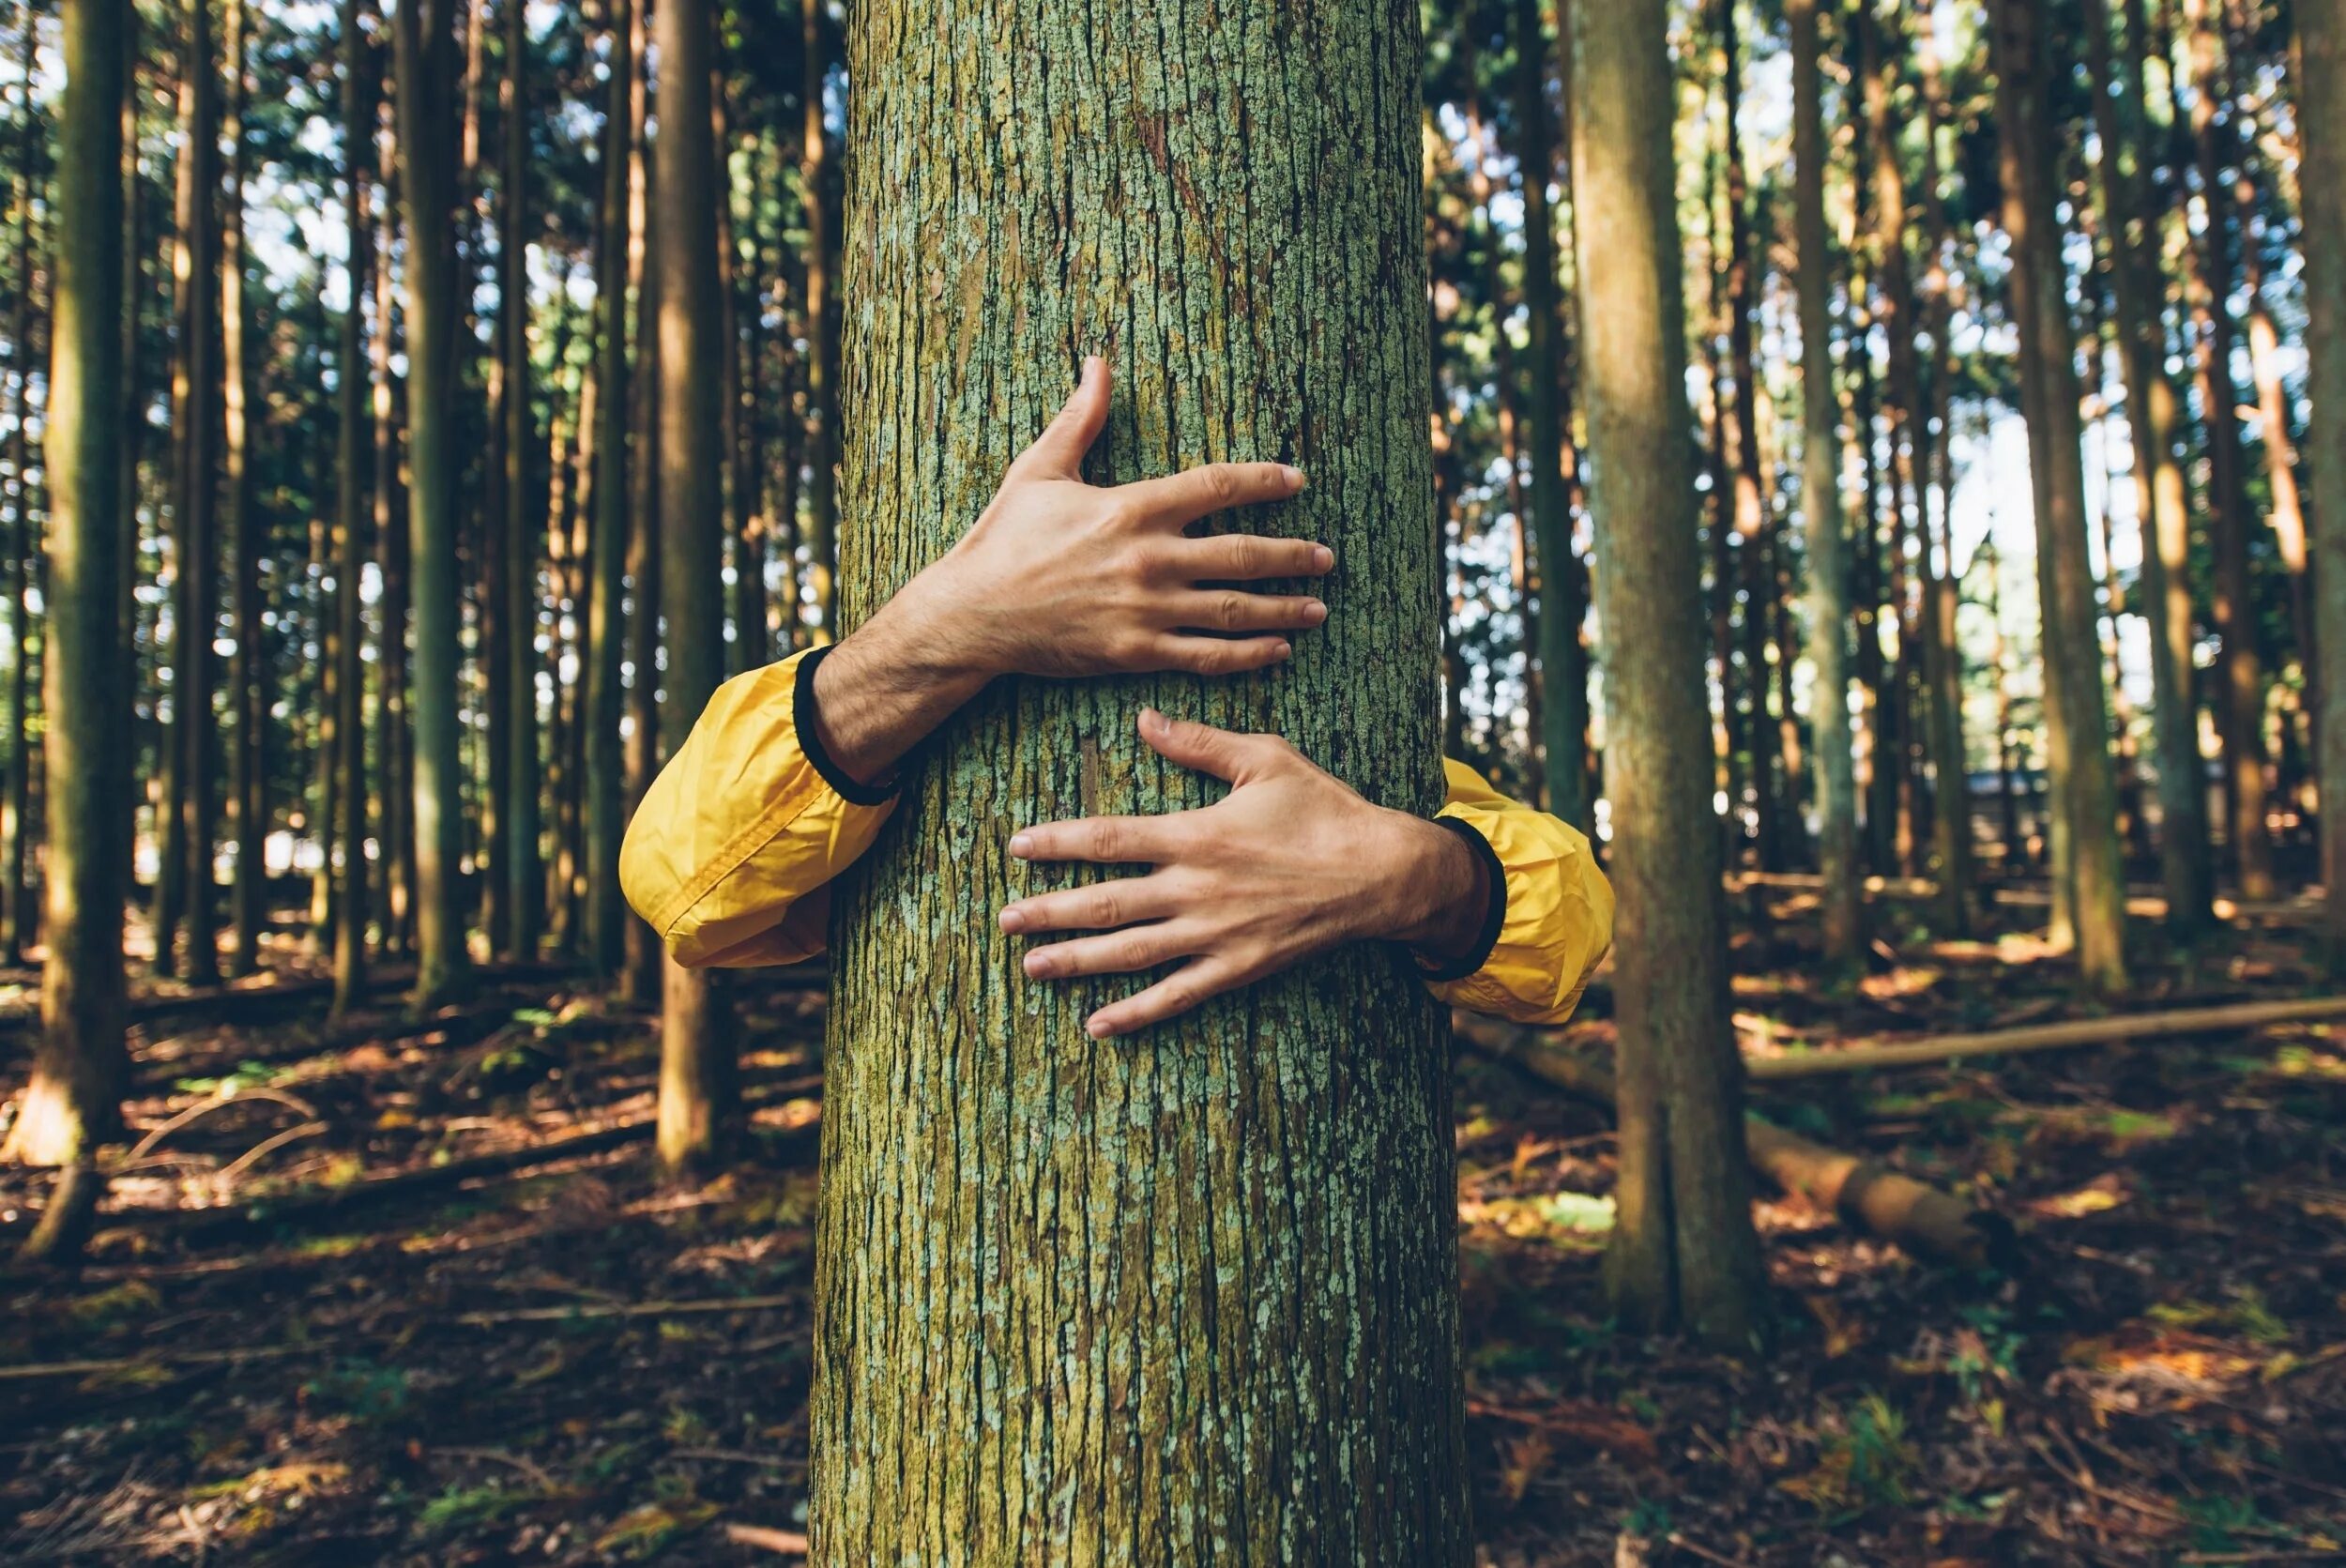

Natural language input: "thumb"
[1011,355,1109,480]
[1138,708,1276,784]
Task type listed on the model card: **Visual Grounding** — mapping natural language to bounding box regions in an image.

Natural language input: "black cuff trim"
[1412,815,1508,983]
[793,645,903,808]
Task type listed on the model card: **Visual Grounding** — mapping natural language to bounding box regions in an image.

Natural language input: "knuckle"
[1215,591,1247,632]
[1226,537,1260,577]
[1087,820,1121,860]
[1207,466,1237,506]
[1088,890,1121,929]
[1117,935,1157,970]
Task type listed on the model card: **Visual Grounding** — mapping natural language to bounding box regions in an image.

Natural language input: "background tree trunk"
[814,1,1471,1555]
[501,0,540,960]
[0,1,39,968]
[2303,0,2346,968]
[332,0,374,1017]
[1791,0,1859,972]
[223,0,263,977]
[3,0,130,1186]
[797,0,835,640]
[1572,0,1766,1348]
[584,0,632,979]
[174,0,221,987]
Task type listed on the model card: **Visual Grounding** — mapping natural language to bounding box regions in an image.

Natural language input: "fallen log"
[1744,994,2346,1080]
[1453,1015,2015,1271]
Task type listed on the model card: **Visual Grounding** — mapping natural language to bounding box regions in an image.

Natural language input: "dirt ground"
[3,891,2342,1565]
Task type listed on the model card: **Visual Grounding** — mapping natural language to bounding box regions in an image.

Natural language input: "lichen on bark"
[814,2,1470,1560]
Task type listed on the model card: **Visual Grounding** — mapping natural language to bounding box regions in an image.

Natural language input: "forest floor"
[1,887,2343,1566]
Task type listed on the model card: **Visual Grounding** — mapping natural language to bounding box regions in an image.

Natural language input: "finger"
[998,873,1179,936]
[1168,588,1328,636]
[1117,460,1304,530]
[1148,634,1295,678]
[1009,814,1180,866]
[1170,533,1334,582]
[1021,921,1208,982]
[1085,955,1246,1040]
[1010,356,1110,480]
[1134,708,1254,784]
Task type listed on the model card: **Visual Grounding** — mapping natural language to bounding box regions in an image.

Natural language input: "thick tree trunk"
[331,0,374,1018]
[2303,0,2346,967]
[651,0,731,1179]
[1572,0,1765,1347]
[0,6,38,968]
[815,1,1470,1555]
[2084,0,2216,937]
[395,0,470,1006]
[798,0,836,641]
[223,0,265,977]
[1988,0,2130,995]
[4,0,129,1192]
[500,0,540,960]
[583,0,631,980]
[1790,0,1859,972]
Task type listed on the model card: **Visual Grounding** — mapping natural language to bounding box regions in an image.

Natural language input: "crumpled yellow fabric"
[621,649,1613,1024]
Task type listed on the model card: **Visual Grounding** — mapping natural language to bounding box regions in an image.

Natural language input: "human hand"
[998,710,1490,1039]
[882,356,1333,683]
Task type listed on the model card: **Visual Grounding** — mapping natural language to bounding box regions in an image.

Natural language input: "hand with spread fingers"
[808,356,1332,785]
[999,708,1493,1040]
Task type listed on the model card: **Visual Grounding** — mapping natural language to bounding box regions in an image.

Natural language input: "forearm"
[805,574,995,786]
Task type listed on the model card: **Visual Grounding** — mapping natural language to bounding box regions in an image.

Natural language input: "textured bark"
[2305,0,2346,967]
[2084,0,2215,937]
[224,0,264,977]
[500,0,540,960]
[0,4,38,968]
[1573,0,1764,1348]
[1512,0,1588,833]
[6,0,130,1188]
[583,0,631,978]
[651,0,732,1179]
[815,1,1469,1557]
[1988,0,2129,995]
[1790,0,1859,972]
[331,0,374,1019]
[395,0,470,1006]
[798,0,836,640]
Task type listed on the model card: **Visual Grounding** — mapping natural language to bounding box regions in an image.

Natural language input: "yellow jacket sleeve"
[1424,757,1614,1026]
[618,647,898,968]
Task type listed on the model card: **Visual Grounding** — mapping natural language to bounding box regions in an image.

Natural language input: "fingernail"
[1009,831,1034,856]
[1083,354,1102,378]
[1282,464,1306,491]
[1311,544,1334,571]
[1086,1015,1114,1039]
[1140,707,1166,734]
[1026,951,1053,979]
[998,906,1026,933]
[1303,600,1328,624]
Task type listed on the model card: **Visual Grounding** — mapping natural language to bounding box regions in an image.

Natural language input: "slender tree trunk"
[2084,0,2216,936]
[175,0,220,985]
[815,1,1471,1553]
[584,0,631,979]
[1791,0,1859,972]
[2238,182,2310,724]
[1573,0,1766,1347]
[621,17,660,1007]
[332,0,374,1018]
[2302,0,2346,966]
[2184,0,2275,901]
[797,0,835,640]
[650,0,731,1178]
[373,97,413,957]
[0,4,38,968]
[7,0,130,1226]
[222,0,264,976]
[395,0,470,1006]
[500,0,540,958]
[1989,0,2130,995]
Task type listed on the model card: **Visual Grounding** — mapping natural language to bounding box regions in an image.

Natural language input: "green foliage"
[418,1483,530,1536]
[298,1358,410,1423]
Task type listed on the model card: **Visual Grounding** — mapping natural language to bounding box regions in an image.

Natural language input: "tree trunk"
[1791,0,1859,972]
[395,0,470,1006]
[584,0,631,980]
[2083,0,2216,937]
[2184,0,2275,902]
[620,24,660,1008]
[815,1,1470,1554]
[4,0,130,1194]
[1572,0,1766,1347]
[373,98,413,958]
[500,0,540,959]
[1988,0,2130,995]
[173,0,221,986]
[332,0,374,1019]
[650,0,732,1179]
[0,4,38,968]
[2303,0,2346,967]
[798,0,836,641]
[223,0,264,977]
[1514,0,1589,833]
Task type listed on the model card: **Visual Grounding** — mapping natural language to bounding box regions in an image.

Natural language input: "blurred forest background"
[0,0,2344,1560]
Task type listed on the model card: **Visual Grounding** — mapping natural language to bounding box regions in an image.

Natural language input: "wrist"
[1374,809,1486,958]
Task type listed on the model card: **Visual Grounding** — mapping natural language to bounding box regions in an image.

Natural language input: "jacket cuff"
[1412,814,1508,983]
[793,645,903,808]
